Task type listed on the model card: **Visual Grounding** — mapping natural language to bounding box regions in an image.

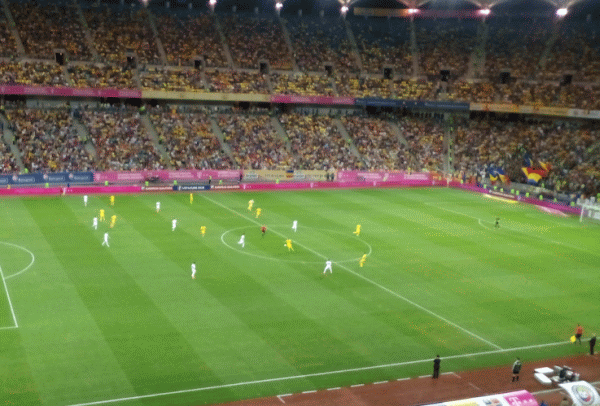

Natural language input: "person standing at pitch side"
[432,355,441,378]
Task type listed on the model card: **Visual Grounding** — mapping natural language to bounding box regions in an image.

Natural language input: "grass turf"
[0,187,598,406]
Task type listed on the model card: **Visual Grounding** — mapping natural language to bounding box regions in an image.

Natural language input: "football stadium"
[1,0,600,405]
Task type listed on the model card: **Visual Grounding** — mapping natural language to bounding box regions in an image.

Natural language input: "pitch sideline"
[68,340,571,406]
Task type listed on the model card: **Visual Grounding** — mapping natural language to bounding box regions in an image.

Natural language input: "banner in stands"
[243,170,328,181]
[356,98,469,111]
[271,95,355,105]
[142,90,270,102]
[0,172,94,185]
[559,381,600,406]
[93,170,242,183]
[423,390,538,406]
[336,171,431,182]
[0,85,141,98]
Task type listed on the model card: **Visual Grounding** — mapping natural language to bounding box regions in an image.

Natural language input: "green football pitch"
[1,188,599,406]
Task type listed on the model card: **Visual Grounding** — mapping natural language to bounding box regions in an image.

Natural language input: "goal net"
[579,203,600,224]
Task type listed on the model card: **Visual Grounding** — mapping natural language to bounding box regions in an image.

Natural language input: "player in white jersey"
[172,219,177,231]
[83,195,88,206]
[92,217,98,230]
[156,201,161,212]
[238,233,245,248]
[191,263,197,279]
[323,259,332,274]
[292,220,298,232]
[102,232,109,247]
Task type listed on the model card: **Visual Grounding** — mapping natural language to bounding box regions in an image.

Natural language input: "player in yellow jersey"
[190,193,194,204]
[255,208,261,218]
[109,214,117,228]
[248,199,254,211]
[110,195,115,206]
[359,254,367,267]
[200,226,206,237]
[99,209,105,221]
[284,238,294,251]
[353,224,361,236]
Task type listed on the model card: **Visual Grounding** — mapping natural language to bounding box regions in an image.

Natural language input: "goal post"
[579,204,600,223]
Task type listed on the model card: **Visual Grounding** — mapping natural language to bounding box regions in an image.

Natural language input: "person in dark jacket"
[433,355,441,378]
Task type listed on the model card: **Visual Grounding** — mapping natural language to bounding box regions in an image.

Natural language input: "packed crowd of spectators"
[7,108,93,173]
[150,109,232,169]
[81,109,164,171]
[336,74,393,98]
[485,19,549,80]
[351,18,413,76]
[9,0,91,61]
[156,13,228,68]
[218,114,291,169]
[83,6,160,65]
[139,67,203,92]
[279,113,360,170]
[205,70,269,93]
[342,116,408,170]
[540,21,600,82]
[397,117,445,172]
[416,20,478,78]
[0,61,67,86]
[286,16,357,73]
[68,64,137,89]
[271,72,335,96]
[450,118,600,195]
[0,12,18,58]
[0,127,19,174]
[221,14,292,70]
[447,81,600,110]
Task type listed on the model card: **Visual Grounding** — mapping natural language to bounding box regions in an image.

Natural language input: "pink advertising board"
[93,170,242,183]
[271,95,355,105]
[66,186,142,194]
[0,187,63,196]
[0,85,141,98]
[502,390,539,406]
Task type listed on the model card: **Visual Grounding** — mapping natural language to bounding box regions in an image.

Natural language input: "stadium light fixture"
[209,0,217,6]
[556,7,568,17]
[408,8,419,14]
[341,5,349,14]
[479,8,491,15]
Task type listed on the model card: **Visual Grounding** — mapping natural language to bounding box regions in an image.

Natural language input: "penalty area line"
[67,340,571,406]
[0,266,18,328]
[203,195,502,351]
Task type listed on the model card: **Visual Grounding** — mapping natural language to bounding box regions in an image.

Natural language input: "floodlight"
[276,2,283,9]
[209,0,217,6]
[408,8,419,14]
[479,9,491,16]
[341,5,349,14]
[556,8,568,17]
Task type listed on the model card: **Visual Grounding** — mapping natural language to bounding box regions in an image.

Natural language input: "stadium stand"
[7,108,93,173]
[218,114,292,169]
[221,14,292,70]
[285,15,357,73]
[150,109,233,169]
[9,0,91,61]
[80,109,164,171]
[155,13,228,68]
[279,113,361,170]
[83,5,160,65]
[350,16,412,76]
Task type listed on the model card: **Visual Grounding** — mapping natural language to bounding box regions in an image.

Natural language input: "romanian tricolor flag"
[522,167,548,185]
[489,166,509,184]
